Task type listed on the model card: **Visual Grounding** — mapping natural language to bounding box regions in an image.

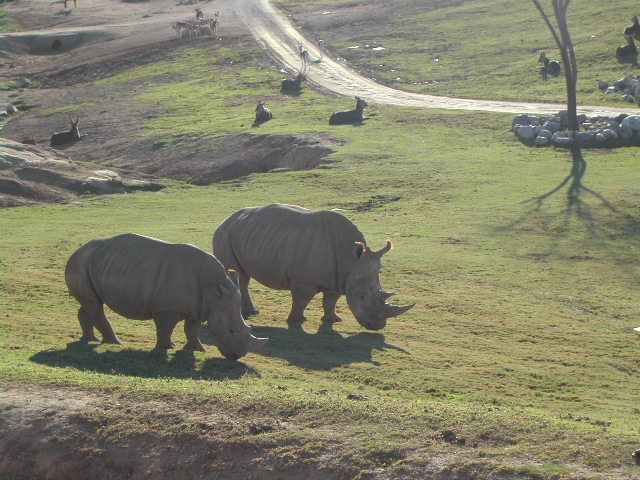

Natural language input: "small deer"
[254,101,273,124]
[195,8,204,22]
[617,35,638,59]
[329,96,368,125]
[50,116,81,146]
[538,51,560,76]
[298,41,310,71]
[209,18,218,35]
[172,21,188,37]
[281,72,306,91]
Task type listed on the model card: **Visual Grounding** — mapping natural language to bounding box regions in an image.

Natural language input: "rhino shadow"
[247,324,408,370]
[30,342,257,381]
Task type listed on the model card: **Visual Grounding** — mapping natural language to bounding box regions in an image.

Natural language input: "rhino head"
[207,270,268,360]
[345,241,414,330]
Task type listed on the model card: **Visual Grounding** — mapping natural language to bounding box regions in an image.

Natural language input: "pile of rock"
[598,74,640,105]
[512,111,640,148]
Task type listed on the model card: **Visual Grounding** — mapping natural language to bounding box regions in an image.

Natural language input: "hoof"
[80,335,100,343]
[286,315,307,328]
[101,338,122,345]
[321,314,344,324]
[183,343,206,352]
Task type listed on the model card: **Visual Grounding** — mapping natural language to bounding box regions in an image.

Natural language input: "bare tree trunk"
[533,0,578,135]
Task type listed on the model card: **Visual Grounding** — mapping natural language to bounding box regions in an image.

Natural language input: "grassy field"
[2,3,640,479]
[278,0,640,106]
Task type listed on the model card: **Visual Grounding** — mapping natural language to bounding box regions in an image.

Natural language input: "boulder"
[534,135,550,147]
[621,115,640,133]
[517,125,536,142]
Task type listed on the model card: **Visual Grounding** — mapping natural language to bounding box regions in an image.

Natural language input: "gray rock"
[537,129,552,138]
[16,78,31,88]
[576,131,594,144]
[6,105,18,114]
[577,114,588,124]
[552,136,576,147]
[517,125,536,141]
[595,133,607,142]
[598,80,610,91]
[512,114,531,128]
[621,115,640,133]
[542,121,561,133]
[603,129,618,140]
[534,135,551,147]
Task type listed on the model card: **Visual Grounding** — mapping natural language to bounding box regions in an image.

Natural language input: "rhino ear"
[227,269,240,288]
[353,241,367,259]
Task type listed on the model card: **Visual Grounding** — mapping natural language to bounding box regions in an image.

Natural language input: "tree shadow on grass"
[249,323,409,370]
[30,341,257,381]
[501,147,640,281]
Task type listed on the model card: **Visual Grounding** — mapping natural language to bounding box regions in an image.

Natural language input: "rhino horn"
[380,290,394,300]
[247,335,269,352]
[384,302,415,318]
[374,240,393,257]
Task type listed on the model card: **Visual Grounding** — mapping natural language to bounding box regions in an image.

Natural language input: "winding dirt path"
[236,0,638,116]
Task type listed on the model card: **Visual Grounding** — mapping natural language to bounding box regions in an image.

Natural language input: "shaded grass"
[1,22,640,479]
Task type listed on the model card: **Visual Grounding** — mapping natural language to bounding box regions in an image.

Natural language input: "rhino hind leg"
[286,285,316,328]
[80,303,121,344]
[239,272,259,317]
[183,318,206,352]
[320,292,344,325]
[77,307,100,343]
[153,312,181,350]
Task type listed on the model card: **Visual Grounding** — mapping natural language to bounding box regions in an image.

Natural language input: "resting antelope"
[329,96,367,125]
[281,60,308,91]
[50,116,81,146]
[254,101,273,124]
[617,35,638,59]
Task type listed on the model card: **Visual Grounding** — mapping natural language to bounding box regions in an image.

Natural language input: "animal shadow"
[30,342,257,381]
[249,324,408,370]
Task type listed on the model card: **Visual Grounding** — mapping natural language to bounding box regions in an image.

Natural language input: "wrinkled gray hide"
[213,204,414,330]
[65,233,267,359]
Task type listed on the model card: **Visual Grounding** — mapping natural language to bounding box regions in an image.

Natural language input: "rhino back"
[71,234,226,320]
[214,204,365,293]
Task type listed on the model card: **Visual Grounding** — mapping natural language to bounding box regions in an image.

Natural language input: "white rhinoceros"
[213,204,414,330]
[65,233,267,359]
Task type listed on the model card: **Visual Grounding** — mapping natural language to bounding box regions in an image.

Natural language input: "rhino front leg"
[153,312,181,350]
[183,318,206,352]
[287,285,316,328]
[238,272,259,317]
[320,293,344,324]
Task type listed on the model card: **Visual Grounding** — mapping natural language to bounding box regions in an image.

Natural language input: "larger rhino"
[213,204,414,330]
[65,233,267,360]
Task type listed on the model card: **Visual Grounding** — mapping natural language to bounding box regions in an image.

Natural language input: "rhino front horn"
[247,335,269,352]
[384,303,415,318]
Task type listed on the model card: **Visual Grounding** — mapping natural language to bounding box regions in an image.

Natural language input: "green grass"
[2,13,640,480]
[278,0,640,107]
[0,7,20,33]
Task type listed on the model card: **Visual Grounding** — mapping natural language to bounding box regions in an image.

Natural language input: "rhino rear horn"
[247,335,268,352]
[384,303,415,318]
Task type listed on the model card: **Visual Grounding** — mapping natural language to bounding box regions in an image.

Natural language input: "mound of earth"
[0,138,166,207]
[95,133,339,186]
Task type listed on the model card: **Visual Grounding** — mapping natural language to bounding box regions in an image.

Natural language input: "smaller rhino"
[65,234,267,360]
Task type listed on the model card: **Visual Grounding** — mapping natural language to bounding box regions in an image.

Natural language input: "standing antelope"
[254,101,273,124]
[623,14,640,40]
[298,42,310,71]
[195,8,204,22]
[538,51,560,76]
[329,96,368,125]
[50,117,81,146]
[172,21,188,37]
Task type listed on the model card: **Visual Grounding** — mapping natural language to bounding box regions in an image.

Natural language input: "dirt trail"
[1,0,636,116]
[236,0,638,116]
